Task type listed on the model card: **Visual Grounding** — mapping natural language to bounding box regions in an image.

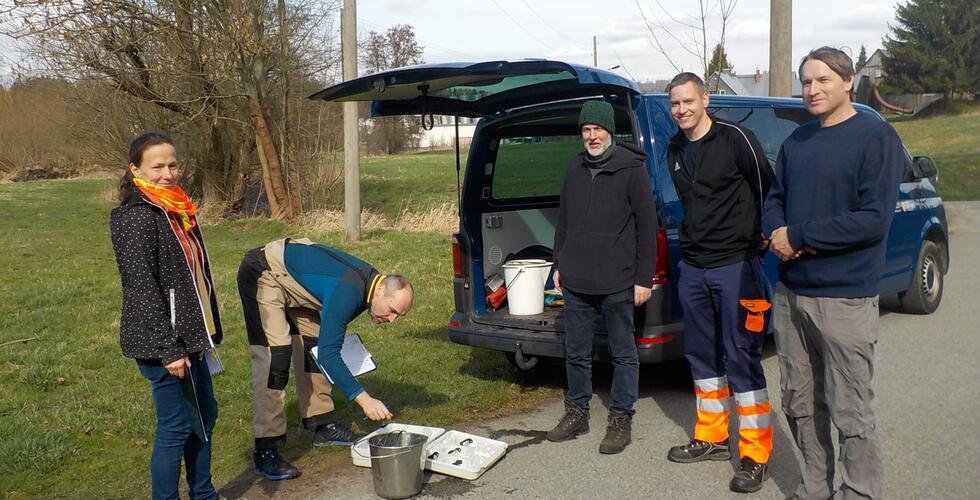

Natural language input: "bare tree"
[635,0,738,81]
[359,25,424,155]
[2,0,342,218]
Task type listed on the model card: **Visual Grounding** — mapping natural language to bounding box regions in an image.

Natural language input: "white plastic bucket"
[502,259,552,315]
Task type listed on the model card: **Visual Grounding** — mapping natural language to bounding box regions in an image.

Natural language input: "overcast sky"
[357,0,900,82]
[0,0,901,84]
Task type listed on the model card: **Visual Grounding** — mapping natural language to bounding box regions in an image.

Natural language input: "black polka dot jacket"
[109,190,223,364]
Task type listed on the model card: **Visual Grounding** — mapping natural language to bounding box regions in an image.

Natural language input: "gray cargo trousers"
[772,283,883,500]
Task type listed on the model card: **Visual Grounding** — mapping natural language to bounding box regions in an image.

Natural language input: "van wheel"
[898,240,944,314]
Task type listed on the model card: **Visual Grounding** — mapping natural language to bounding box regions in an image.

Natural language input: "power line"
[489,0,555,52]
[613,50,637,81]
[518,0,580,47]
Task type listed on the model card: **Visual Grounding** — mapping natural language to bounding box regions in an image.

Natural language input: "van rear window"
[491,136,583,199]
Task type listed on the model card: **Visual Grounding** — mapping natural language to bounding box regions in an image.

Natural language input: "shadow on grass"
[456,346,568,390]
[218,379,449,499]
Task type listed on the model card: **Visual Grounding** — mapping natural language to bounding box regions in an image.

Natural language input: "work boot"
[253,448,301,481]
[598,411,632,454]
[730,456,768,493]
[666,439,731,463]
[546,402,589,442]
[312,421,364,447]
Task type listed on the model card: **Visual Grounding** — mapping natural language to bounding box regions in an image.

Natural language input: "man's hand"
[634,285,652,306]
[770,227,817,261]
[769,226,796,261]
[165,357,190,379]
[355,392,393,421]
[553,270,561,292]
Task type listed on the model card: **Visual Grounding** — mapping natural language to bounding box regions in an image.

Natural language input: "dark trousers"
[137,356,218,500]
[677,259,772,463]
[562,287,639,415]
[678,259,768,392]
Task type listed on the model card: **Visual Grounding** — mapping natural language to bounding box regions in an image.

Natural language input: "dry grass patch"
[298,203,456,235]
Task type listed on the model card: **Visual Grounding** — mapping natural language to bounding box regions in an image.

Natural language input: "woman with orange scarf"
[109,132,223,500]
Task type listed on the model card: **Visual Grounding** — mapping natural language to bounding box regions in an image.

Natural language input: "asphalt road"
[243,204,980,499]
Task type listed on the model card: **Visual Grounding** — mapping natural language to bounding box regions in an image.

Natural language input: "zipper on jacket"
[169,288,176,329]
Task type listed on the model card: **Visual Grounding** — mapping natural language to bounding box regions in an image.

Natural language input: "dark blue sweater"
[762,111,904,298]
[284,243,379,400]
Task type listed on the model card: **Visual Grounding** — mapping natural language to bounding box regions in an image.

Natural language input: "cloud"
[728,20,769,43]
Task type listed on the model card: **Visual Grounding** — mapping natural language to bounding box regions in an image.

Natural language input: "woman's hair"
[117,131,174,203]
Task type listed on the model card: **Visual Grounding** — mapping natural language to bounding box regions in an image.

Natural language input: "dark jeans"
[562,287,639,415]
[137,355,219,500]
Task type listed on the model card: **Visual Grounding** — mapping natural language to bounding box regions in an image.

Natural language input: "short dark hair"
[798,46,855,82]
[667,72,706,95]
[118,131,174,203]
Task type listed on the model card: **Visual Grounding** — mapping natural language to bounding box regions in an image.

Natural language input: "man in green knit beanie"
[548,100,658,455]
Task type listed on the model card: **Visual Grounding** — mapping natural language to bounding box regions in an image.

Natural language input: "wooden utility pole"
[769,0,792,97]
[593,36,598,66]
[342,0,360,241]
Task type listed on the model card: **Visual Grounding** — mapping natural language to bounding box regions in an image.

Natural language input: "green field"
[0,178,561,498]
[892,111,980,201]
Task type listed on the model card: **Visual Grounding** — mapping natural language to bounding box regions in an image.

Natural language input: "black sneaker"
[253,448,300,481]
[599,411,632,454]
[730,456,768,493]
[666,439,731,463]
[313,421,364,447]
[546,402,589,442]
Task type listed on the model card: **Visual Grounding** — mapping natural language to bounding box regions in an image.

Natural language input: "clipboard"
[309,333,377,383]
[179,367,209,443]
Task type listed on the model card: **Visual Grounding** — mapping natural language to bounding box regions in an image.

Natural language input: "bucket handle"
[504,267,525,290]
[352,430,426,460]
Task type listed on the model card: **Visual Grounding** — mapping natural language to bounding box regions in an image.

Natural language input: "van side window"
[490,136,583,199]
[710,107,812,164]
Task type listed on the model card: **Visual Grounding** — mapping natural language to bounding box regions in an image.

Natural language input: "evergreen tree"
[856,45,868,72]
[706,44,733,78]
[882,0,980,96]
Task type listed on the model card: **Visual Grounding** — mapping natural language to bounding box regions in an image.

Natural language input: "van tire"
[898,240,944,314]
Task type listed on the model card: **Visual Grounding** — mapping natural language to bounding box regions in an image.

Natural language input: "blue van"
[312,60,950,370]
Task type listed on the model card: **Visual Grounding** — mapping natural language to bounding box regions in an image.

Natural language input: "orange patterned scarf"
[133,177,197,231]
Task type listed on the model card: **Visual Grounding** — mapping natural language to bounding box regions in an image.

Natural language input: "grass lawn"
[359,149,464,219]
[0,178,561,498]
[892,109,980,201]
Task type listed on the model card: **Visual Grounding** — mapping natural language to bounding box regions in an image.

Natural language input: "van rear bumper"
[448,313,685,364]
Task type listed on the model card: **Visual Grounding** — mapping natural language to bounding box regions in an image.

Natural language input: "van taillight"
[653,228,669,284]
[452,233,464,278]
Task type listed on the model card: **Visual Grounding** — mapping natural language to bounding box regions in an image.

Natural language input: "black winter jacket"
[667,119,774,268]
[554,141,659,294]
[109,190,223,365]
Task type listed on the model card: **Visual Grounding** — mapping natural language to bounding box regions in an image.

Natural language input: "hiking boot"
[253,448,300,481]
[313,421,364,447]
[666,439,731,463]
[599,411,632,454]
[730,456,768,493]
[546,402,589,442]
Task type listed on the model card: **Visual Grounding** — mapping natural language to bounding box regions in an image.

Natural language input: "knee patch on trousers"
[268,345,292,390]
[301,336,320,374]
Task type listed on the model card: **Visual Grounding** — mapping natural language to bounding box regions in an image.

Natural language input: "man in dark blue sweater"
[762,47,903,500]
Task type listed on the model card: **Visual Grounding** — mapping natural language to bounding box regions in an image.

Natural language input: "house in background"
[706,69,802,97]
[854,49,886,95]
[420,115,477,149]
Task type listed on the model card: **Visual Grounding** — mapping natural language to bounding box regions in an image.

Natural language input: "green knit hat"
[578,100,615,135]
